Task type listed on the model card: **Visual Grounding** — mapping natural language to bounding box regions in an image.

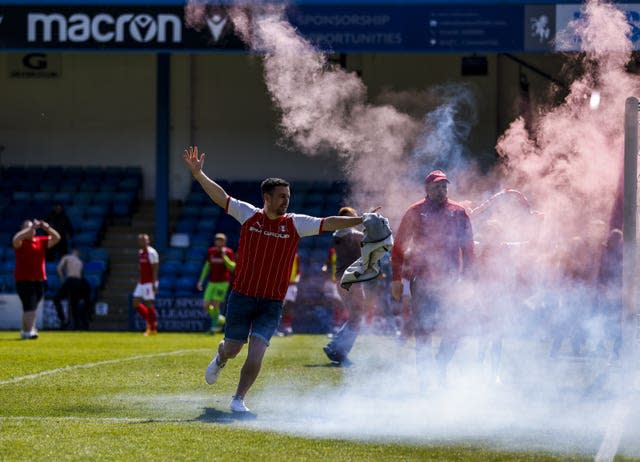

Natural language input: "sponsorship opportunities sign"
[289,4,523,52]
[129,297,212,332]
[555,3,640,51]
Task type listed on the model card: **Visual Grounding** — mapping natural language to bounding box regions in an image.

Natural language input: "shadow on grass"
[195,407,257,423]
[304,363,351,368]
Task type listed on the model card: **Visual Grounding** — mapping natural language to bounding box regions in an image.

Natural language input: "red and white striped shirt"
[138,246,159,284]
[226,197,323,300]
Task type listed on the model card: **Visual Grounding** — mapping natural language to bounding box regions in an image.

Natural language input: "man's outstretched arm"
[182,145,229,209]
[321,215,363,232]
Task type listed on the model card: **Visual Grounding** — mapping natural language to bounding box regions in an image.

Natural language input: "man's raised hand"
[183,145,206,176]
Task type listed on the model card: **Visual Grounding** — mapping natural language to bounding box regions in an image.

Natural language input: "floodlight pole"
[623,96,638,357]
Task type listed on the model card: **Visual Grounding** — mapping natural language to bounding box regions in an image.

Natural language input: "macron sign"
[0,5,246,50]
[27,13,182,44]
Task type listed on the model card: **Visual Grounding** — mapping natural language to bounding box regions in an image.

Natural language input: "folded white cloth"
[340,213,393,290]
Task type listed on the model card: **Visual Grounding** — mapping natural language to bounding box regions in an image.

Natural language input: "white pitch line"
[0,349,210,386]
[0,415,182,423]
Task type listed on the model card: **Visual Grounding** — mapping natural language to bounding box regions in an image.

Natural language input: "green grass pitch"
[1,331,638,461]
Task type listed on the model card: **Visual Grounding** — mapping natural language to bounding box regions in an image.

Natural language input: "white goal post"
[623,96,640,358]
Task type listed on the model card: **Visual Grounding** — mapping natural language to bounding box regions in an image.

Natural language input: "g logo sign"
[23,53,47,70]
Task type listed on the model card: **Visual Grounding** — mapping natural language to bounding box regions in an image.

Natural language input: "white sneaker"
[204,353,225,385]
[230,396,250,413]
[20,330,38,340]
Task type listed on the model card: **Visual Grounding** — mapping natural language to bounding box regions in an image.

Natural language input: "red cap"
[424,170,449,185]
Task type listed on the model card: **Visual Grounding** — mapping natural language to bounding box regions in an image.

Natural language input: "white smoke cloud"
[185,0,640,457]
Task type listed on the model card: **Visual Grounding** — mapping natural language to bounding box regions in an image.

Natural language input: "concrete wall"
[0,51,566,199]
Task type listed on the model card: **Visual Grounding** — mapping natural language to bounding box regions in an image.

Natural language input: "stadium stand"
[1,168,354,332]
[0,166,142,306]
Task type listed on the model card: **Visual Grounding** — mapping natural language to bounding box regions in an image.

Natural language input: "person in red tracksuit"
[13,219,61,339]
[132,233,160,336]
[391,170,475,390]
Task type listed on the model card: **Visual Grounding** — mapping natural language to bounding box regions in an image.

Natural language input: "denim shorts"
[224,290,283,345]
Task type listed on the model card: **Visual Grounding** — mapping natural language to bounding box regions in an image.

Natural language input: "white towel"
[340,213,393,290]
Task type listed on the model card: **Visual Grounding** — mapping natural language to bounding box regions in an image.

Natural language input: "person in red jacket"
[391,169,475,390]
[13,219,61,339]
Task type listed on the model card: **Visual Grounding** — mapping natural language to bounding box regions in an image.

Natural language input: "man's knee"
[221,340,244,358]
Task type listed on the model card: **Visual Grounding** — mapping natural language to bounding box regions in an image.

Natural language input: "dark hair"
[261,178,290,195]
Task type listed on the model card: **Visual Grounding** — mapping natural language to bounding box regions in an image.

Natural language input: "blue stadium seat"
[72,192,92,206]
[162,260,182,277]
[159,275,176,291]
[112,202,132,219]
[175,276,196,294]
[45,262,57,275]
[117,177,140,192]
[93,192,114,206]
[73,231,97,247]
[198,218,217,231]
[82,217,104,232]
[84,260,106,274]
[185,247,207,261]
[32,192,51,203]
[190,234,210,248]
[52,192,72,204]
[0,275,15,293]
[85,205,108,218]
[200,207,220,219]
[12,191,32,203]
[85,274,102,290]
[88,247,109,263]
[0,232,13,247]
[163,248,184,261]
[183,261,202,277]
[175,219,197,234]
[66,204,85,217]
[156,287,174,298]
[186,191,208,205]
[46,274,62,294]
[181,205,200,218]
[1,259,15,273]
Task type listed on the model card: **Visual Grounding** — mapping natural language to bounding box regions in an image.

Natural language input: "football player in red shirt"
[132,233,160,336]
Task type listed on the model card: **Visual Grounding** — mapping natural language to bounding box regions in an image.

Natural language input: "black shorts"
[16,280,45,312]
